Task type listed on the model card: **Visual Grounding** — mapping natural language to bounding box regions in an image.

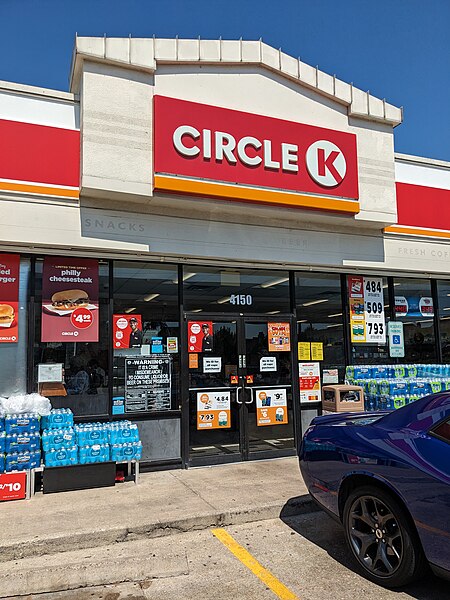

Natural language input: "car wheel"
[343,485,427,588]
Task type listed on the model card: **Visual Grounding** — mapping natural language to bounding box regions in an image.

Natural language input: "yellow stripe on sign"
[212,528,300,600]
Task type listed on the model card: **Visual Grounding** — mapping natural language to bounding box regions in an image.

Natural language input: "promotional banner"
[0,253,20,343]
[113,314,143,349]
[348,276,386,344]
[125,355,171,412]
[394,296,434,318]
[256,389,288,426]
[41,258,99,342]
[388,321,405,358]
[268,322,291,352]
[0,472,27,501]
[188,321,213,353]
[197,391,231,429]
[299,362,321,404]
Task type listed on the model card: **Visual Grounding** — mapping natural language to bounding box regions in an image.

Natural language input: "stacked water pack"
[346,364,450,412]
[4,414,41,472]
[76,423,110,464]
[41,409,77,467]
[109,421,142,462]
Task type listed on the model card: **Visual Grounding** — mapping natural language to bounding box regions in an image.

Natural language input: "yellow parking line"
[212,528,300,600]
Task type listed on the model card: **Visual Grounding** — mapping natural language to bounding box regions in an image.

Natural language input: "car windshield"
[345,415,384,426]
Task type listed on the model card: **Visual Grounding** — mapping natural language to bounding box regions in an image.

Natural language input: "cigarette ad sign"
[268,322,291,352]
[0,253,20,343]
[197,391,231,429]
[348,276,386,344]
[256,388,288,426]
[113,314,143,349]
[41,258,99,342]
[188,321,213,353]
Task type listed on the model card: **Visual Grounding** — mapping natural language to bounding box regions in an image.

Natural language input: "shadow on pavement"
[280,497,449,600]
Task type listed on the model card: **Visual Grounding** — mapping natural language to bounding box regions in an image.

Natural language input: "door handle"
[235,386,243,404]
[244,389,254,405]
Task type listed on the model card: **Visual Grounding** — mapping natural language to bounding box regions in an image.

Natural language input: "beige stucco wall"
[78,56,397,227]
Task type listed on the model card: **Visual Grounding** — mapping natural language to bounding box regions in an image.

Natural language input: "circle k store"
[0,36,449,469]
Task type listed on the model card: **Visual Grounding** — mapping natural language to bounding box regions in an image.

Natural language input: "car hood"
[310,411,389,427]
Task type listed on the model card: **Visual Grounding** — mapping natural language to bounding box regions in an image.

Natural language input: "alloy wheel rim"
[347,495,403,577]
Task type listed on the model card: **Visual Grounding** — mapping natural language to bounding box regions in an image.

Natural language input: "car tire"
[343,485,427,588]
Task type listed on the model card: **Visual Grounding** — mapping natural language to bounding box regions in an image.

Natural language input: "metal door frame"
[182,312,298,466]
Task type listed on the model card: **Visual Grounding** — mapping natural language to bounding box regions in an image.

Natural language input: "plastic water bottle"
[5,432,40,453]
[44,446,77,467]
[0,431,5,453]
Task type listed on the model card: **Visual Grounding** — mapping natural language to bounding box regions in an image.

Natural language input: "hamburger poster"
[41,257,99,342]
[0,253,20,344]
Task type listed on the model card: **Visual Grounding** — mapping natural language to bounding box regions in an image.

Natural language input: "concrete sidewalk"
[0,457,312,562]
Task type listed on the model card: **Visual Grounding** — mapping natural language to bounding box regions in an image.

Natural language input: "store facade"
[0,37,449,468]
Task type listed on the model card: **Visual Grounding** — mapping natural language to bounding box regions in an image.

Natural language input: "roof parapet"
[71,36,402,127]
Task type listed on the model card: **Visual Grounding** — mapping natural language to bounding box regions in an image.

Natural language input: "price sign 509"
[365,301,383,314]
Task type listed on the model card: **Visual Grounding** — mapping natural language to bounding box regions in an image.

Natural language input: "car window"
[431,418,450,444]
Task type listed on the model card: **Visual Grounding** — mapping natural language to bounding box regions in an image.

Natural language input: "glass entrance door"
[186,314,296,465]
[243,318,295,459]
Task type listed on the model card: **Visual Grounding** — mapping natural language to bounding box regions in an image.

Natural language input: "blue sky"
[1,0,449,160]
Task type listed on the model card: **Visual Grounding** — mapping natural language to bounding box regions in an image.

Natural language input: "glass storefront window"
[393,277,436,362]
[112,261,180,413]
[183,267,291,314]
[33,259,110,417]
[437,280,450,362]
[295,273,345,380]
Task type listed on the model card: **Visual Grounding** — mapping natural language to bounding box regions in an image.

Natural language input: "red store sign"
[154,96,359,212]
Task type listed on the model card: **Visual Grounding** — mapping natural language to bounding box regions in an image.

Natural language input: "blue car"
[299,393,450,588]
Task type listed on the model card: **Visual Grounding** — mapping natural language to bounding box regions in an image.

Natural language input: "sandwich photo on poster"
[113,314,143,349]
[41,258,99,342]
[0,253,20,343]
[188,321,213,353]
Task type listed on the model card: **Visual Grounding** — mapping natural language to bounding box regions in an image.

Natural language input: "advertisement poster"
[388,321,405,358]
[298,342,311,360]
[188,321,213,353]
[348,276,386,344]
[299,362,321,404]
[323,369,339,384]
[167,337,178,353]
[0,253,20,343]
[0,472,27,502]
[113,314,143,349]
[268,322,291,352]
[311,342,323,361]
[256,388,288,426]
[197,391,231,429]
[394,296,434,318]
[125,355,171,412]
[41,258,99,343]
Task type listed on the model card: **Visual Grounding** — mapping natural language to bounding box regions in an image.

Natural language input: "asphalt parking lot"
[14,511,448,600]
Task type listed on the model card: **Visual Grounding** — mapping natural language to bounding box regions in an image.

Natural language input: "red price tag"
[70,307,93,329]
[0,472,27,501]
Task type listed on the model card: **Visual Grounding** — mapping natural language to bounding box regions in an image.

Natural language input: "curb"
[0,494,318,563]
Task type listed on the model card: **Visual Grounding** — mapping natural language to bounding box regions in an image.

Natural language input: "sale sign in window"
[348,276,386,344]
[41,258,99,342]
[197,391,231,429]
[256,389,288,426]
